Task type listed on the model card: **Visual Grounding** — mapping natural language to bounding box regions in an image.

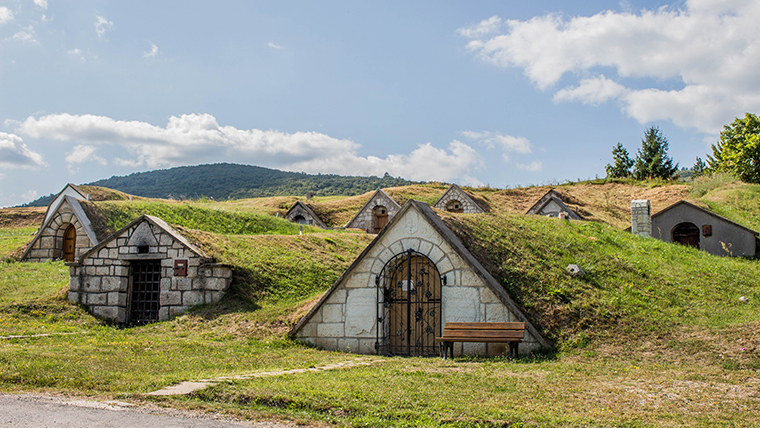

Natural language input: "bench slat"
[438,331,524,340]
[443,322,524,330]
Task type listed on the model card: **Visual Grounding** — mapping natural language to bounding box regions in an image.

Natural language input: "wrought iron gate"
[129,260,161,324]
[376,249,442,356]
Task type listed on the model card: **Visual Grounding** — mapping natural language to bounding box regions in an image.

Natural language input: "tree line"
[606,113,760,183]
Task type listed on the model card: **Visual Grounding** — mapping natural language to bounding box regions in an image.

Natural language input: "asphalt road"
[0,394,296,428]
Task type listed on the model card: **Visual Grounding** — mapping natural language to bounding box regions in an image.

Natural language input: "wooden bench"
[436,322,525,360]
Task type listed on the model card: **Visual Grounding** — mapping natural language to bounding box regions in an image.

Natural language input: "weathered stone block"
[205,291,223,304]
[358,339,377,354]
[344,272,372,289]
[317,323,344,338]
[161,291,182,306]
[98,248,109,258]
[160,234,173,246]
[484,303,509,322]
[326,289,347,304]
[337,338,359,353]
[40,237,54,248]
[161,258,173,267]
[69,276,80,291]
[214,267,232,278]
[109,249,118,258]
[321,304,344,323]
[480,288,500,304]
[182,290,203,306]
[108,292,127,306]
[314,337,338,350]
[92,306,117,320]
[93,258,103,266]
[436,257,454,276]
[158,307,169,321]
[68,291,79,303]
[399,238,421,253]
[88,293,107,305]
[174,277,192,291]
[83,276,101,292]
[461,269,482,288]
[96,267,109,276]
[442,286,480,322]
[160,278,172,292]
[345,288,376,337]
[418,239,433,256]
[298,322,316,338]
[114,266,129,276]
[169,306,190,317]
[101,276,126,292]
[428,246,445,264]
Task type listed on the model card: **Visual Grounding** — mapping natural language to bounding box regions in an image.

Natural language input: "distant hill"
[24,163,418,206]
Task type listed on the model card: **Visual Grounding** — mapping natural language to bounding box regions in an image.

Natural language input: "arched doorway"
[373,205,389,233]
[672,222,700,249]
[445,200,464,213]
[293,215,310,225]
[62,225,76,262]
[377,249,442,356]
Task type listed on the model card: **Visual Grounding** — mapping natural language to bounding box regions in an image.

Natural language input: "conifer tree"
[605,143,633,178]
[633,126,678,180]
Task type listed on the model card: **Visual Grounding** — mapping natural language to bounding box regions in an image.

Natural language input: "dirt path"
[147,358,385,396]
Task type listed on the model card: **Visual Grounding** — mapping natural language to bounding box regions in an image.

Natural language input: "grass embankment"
[92,200,321,236]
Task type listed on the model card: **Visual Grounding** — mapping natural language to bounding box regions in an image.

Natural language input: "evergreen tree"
[692,157,707,177]
[605,143,634,178]
[633,126,679,180]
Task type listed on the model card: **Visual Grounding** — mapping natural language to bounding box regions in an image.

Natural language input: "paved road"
[0,394,295,428]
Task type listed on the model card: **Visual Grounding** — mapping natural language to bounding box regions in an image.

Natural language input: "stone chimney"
[306,192,314,201]
[631,199,651,237]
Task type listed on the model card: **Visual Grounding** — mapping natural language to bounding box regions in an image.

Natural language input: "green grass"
[95,200,319,235]
[445,212,760,345]
[0,227,35,258]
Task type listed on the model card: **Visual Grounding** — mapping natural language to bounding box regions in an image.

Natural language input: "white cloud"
[516,161,543,172]
[459,1,760,134]
[17,113,481,182]
[65,144,107,173]
[22,190,38,201]
[143,42,158,58]
[34,0,48,10]
[0,132,45,168]
[95,15,113,38]
[0,6,13,25]
[68,48,85,61]
[268,42,282,49]
[461,130,532,154]
[10,28,38,45]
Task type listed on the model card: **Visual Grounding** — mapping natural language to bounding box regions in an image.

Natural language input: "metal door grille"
[376,249,442,356]
[129,260,161,324]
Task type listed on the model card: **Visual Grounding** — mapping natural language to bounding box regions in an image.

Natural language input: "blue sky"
[1,0,758,207]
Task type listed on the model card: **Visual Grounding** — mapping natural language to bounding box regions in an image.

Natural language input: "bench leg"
[440,342,447,360]
[508,342,519,361]
[440,341,454,360]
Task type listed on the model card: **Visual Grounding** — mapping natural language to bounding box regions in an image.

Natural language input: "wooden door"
[62,225,76,262]
[672,222,700,249]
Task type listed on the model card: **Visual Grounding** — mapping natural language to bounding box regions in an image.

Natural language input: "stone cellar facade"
[432,184,486,214]
[291,200,549,357]
[67,215,232,324]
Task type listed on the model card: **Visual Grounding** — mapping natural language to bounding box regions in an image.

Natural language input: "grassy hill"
[24,163,418,207]
[1,177,759,427]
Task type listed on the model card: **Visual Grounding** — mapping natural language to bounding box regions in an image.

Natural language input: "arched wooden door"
[672,222,700,249]
[62,225,76,262]
[373,206,389,233]
[377,250,442,356]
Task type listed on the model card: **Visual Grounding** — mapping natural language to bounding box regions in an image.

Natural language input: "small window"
[137,245,150,254]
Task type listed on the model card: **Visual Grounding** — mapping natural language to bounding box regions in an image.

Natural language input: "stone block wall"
[433,191,482,214]
[631,199,652,237]
[68,219,232,324]
[24,199,94,262]
[295,206,542,357]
